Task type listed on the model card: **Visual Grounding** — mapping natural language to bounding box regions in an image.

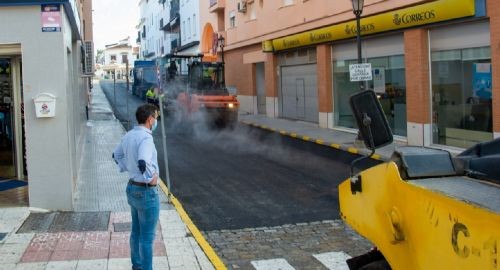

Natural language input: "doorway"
[0,56,28,206]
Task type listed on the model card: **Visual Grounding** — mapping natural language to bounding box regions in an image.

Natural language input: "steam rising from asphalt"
[160,79,315,166]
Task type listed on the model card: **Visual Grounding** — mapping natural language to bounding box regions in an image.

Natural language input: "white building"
[137,0,171,60]
[101,38,137,80]
[179,0,200,54]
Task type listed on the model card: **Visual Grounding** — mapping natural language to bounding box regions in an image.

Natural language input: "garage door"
[280,64,318,123]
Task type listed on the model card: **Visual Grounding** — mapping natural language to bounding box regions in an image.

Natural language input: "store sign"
[350,63,372,82]
[41,4,62,32]
[265,0,475,52]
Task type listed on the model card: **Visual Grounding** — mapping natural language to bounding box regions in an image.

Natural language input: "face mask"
[151,119,158,132]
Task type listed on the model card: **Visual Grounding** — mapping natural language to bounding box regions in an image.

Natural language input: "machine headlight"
[228,103,234,109]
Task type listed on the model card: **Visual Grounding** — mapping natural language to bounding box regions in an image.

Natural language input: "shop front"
[0,2,90,210]
[429,21,492,148]
[262,0,493,148]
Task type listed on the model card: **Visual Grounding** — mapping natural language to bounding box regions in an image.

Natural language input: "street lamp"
[217,34,225,88]
[217,34,225,64]
[352,0,365,144]
[352,0,364,90]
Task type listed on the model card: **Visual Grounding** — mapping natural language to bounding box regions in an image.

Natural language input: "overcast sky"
[92,0,139,51]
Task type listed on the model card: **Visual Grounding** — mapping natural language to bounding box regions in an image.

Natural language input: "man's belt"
[128,179,157,187]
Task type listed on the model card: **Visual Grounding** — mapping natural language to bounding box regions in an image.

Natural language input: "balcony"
[209,0,225,13]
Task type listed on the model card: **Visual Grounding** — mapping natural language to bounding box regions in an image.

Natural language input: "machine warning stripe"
[158,181,227,270]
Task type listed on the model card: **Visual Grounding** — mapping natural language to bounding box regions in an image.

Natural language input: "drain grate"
[17,212,110,233]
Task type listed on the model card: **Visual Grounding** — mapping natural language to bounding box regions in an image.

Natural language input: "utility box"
[33,93,57,118]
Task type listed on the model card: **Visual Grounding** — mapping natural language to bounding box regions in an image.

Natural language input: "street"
[101,81,377,269]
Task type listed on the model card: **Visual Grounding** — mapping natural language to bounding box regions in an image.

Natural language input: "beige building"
[0,0,94,210]
[201,0,498,150]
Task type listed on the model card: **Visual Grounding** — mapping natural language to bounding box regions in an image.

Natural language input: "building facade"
[0,0,94,210]
[201,0,498,149]
[101,38,137,80]
[137,0,171,60]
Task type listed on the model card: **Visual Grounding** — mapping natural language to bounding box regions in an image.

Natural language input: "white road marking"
[313,251,352,270]
[251,258,296,270]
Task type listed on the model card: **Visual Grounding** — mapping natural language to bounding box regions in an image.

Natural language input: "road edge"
[158,180,227,270]
[240,120,386,161]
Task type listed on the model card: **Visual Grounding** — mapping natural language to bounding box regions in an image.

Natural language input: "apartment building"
[200,0,498,150]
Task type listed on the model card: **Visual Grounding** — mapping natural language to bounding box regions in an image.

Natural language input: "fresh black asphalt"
[101,81,381,231]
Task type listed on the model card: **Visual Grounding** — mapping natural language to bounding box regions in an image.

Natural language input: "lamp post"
[352,0,364,90]
[217,34,225,88]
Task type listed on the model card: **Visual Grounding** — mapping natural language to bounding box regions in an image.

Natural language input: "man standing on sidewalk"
[113,104,160,270]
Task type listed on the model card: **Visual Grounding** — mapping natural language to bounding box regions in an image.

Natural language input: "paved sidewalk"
[0,82,216,270]
[239,114,405,161]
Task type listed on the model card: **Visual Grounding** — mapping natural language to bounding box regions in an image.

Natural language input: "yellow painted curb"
[240,121,386,161]
[347,147,359,154]
[158,181,227,270]
[330,143,341,149]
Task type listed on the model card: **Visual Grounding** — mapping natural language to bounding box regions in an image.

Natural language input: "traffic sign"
[349,63,372,82]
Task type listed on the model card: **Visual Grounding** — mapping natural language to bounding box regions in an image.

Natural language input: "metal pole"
[356,12,363,91]
[126,61,130,130]
[113,71,116,107]
[158,94,172,202]
[221,45,225,88]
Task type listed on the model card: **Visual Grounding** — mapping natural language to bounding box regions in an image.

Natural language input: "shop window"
[431,46,492,148]
[333,55,407,136]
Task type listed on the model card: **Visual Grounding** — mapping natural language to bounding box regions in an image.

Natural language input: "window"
[110,55,117,61]
[182,21,185,40]
[121,54,128,64]
[333,55,407,136]
[229,11,236,28]
[193,14,196,37]
[187,18,191,38]
[431,47,492,148]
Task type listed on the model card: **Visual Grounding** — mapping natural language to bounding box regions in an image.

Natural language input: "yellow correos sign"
[266,0,476,52]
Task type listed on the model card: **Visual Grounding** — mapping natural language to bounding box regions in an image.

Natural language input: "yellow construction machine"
[339,90,499,270]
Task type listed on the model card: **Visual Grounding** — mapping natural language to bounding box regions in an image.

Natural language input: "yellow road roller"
[339,90,499,270]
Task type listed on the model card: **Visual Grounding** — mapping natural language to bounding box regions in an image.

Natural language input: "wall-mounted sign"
[473,63,492,99]
[350,63,372,82]
[264,0,475,52]
[41,4,62,32]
